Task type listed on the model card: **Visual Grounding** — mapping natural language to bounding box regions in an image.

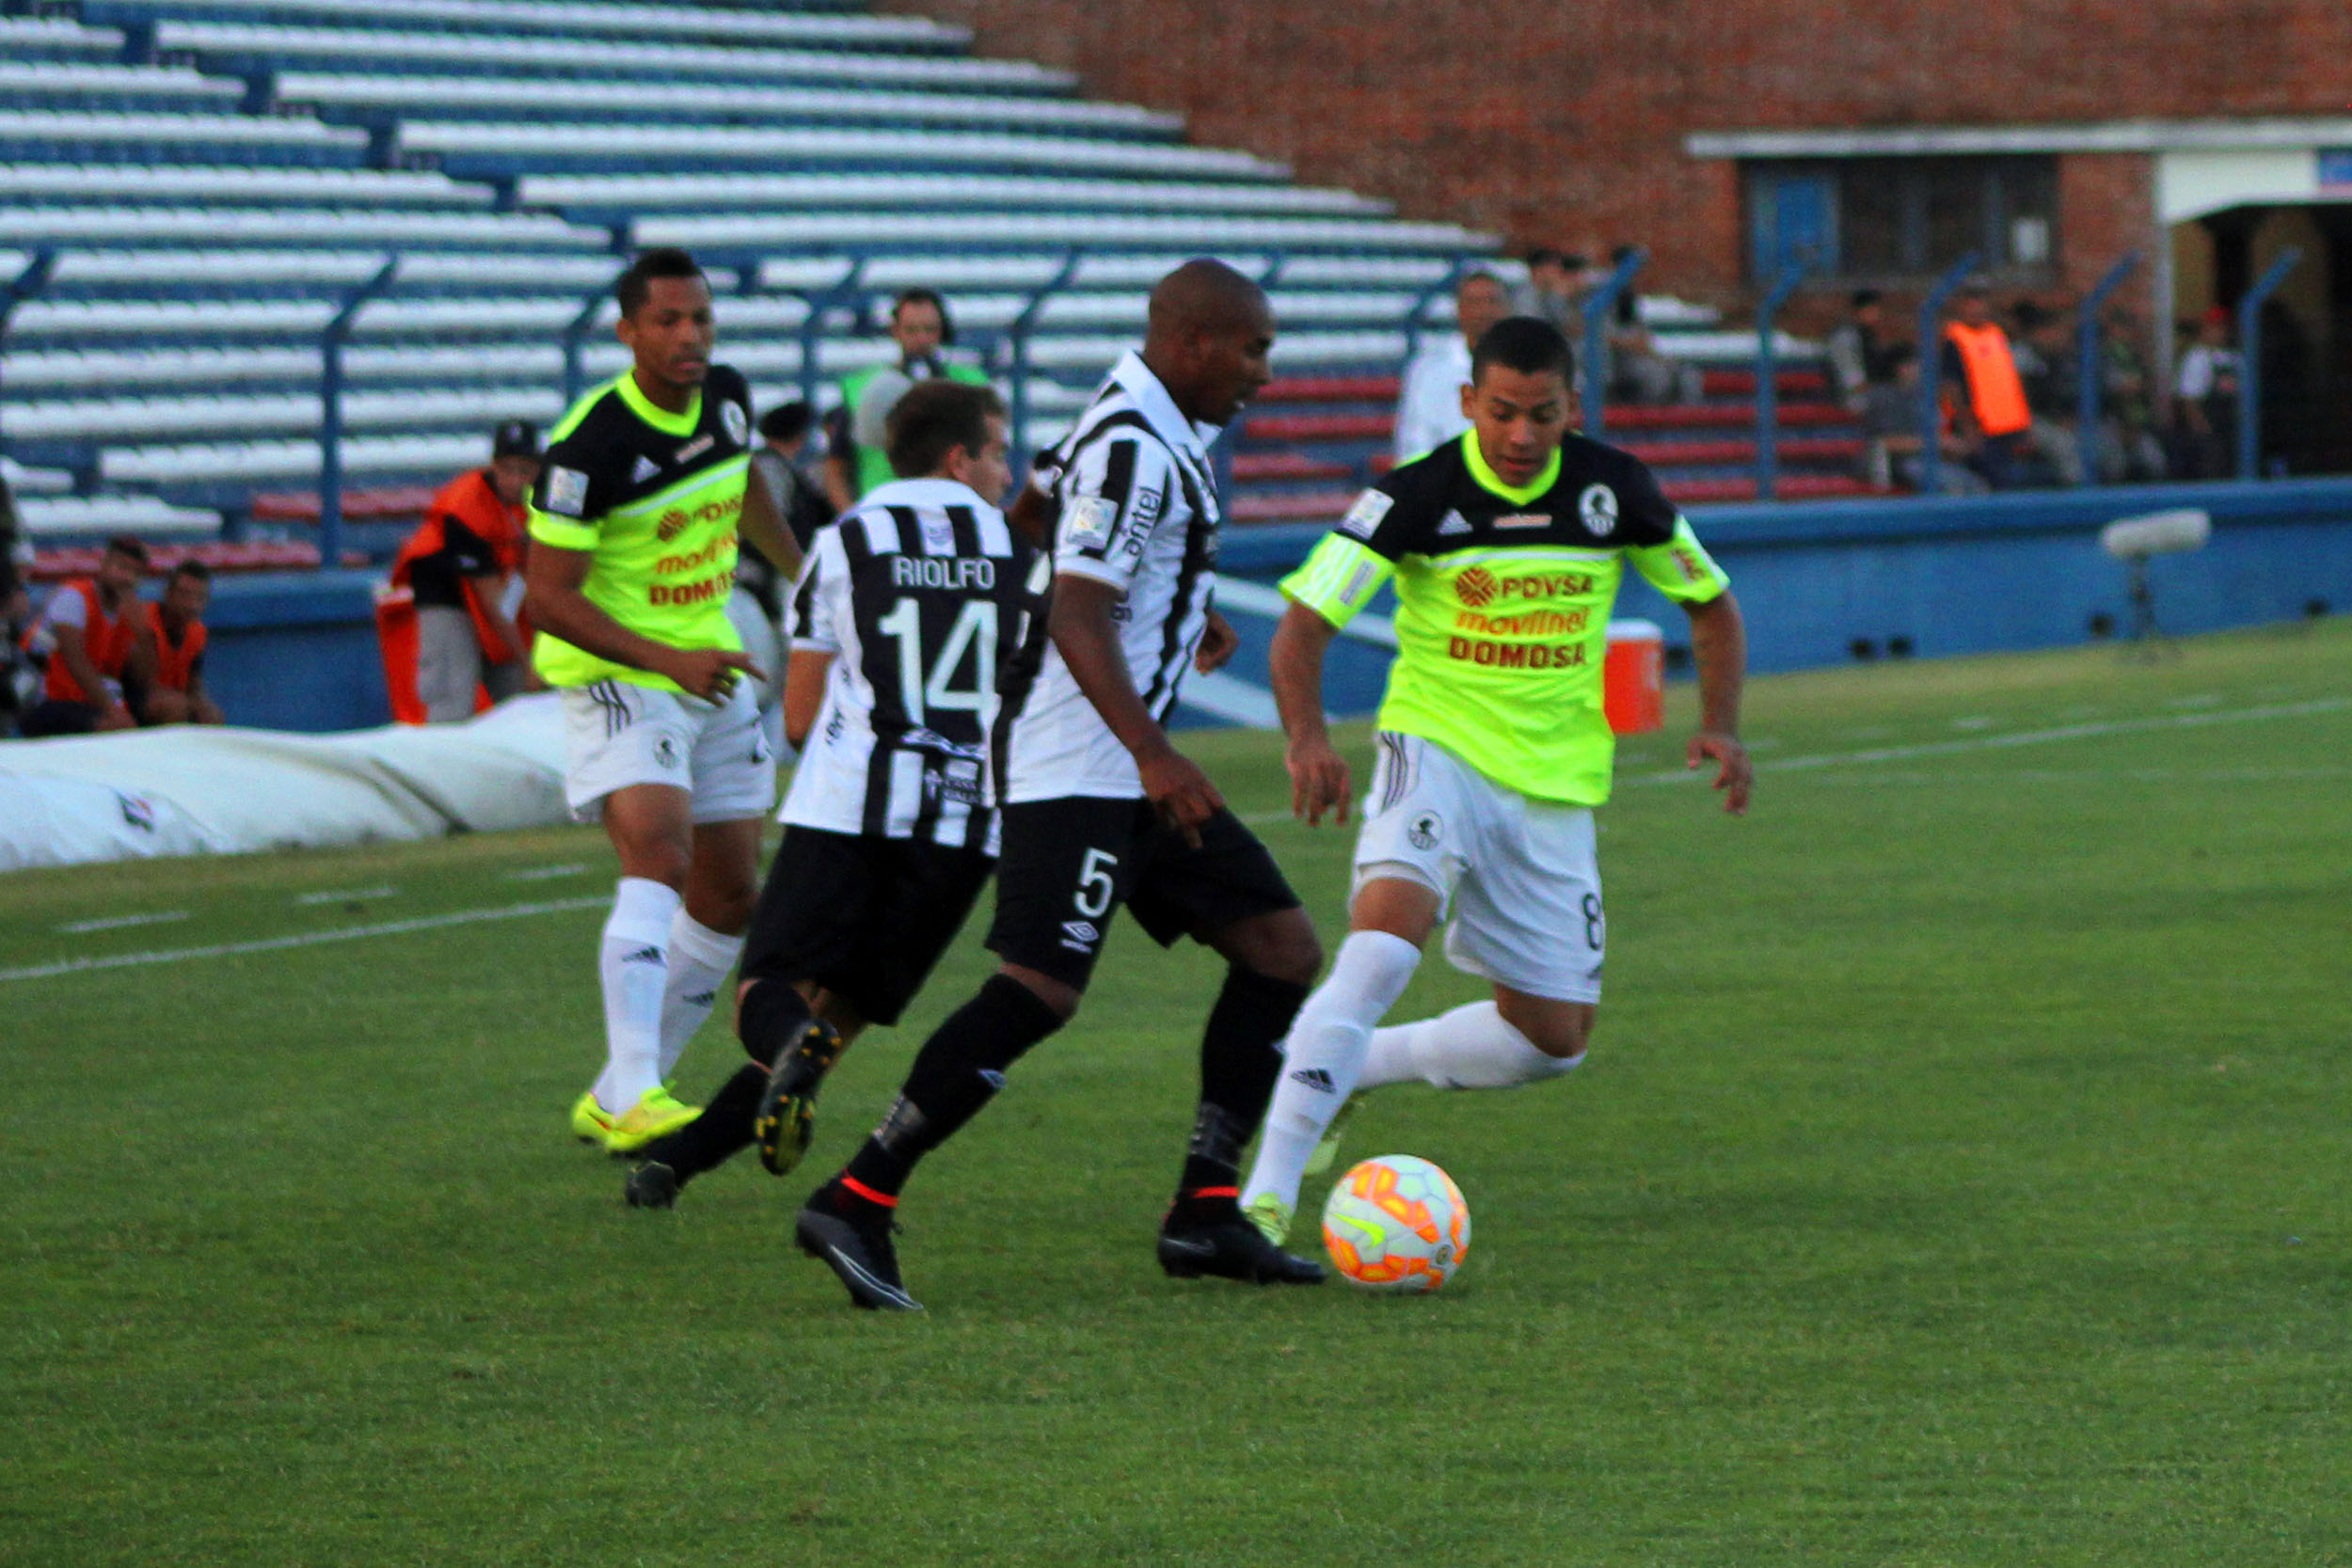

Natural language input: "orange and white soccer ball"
[1321,1154,1470,1293]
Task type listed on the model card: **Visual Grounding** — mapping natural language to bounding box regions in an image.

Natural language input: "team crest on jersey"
[1339,489,1394,540]
[1406,811,1443,851]
[654,735,681,769]
[1063,495,1115,547]
[722,400,749,446]
[543,466,589,517]
[1579,483,1619,537]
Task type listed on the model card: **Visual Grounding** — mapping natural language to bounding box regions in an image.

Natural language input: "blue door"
[1751,171,1836,278]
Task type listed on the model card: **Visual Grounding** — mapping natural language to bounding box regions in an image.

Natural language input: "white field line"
[294,886,399,906]
[54,910,192,935]
[0,895,609,985]
[504,862,593,881]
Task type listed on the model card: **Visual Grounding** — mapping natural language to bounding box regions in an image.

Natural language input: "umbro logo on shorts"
[1059,920,1099,952]
[1290,1067,1336,1094]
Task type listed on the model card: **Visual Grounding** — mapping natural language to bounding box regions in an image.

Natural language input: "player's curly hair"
[615,247,706,320]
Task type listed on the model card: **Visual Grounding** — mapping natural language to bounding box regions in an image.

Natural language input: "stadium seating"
[0,0,1864,544]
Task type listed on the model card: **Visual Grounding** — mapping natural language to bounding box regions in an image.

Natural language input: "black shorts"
[986,797,1302,992]
[740,826,993,1026]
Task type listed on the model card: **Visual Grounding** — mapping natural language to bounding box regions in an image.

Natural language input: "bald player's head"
[1140,258,1276,425]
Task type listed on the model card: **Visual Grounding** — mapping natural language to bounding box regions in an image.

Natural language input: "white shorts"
[1353,731,1606,1004]
[558,677,777,824]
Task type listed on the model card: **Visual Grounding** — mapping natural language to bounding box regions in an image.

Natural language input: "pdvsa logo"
[1454,566,1500,608]
[657,508,690,541]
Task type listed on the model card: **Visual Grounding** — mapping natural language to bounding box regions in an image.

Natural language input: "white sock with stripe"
[592,877,680,1114]
[1240,930,1422,1217]
[656,911,743,1082]
[1358,1001,1582,1090]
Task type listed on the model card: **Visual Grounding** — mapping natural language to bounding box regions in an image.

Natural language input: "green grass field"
[5,623,2348,1566]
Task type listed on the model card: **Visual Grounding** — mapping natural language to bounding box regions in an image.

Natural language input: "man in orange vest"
[21,533,149,737]
[390,420,540,721]
[128,560,223,726]
[1940,284,2036,490]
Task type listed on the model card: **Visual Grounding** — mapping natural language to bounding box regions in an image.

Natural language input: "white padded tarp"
[0,694,567,872]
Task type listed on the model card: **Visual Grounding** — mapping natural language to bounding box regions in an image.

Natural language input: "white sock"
[1358,1001,1582,1090]
[591,877,681,1113]
[656,911,742,1081]
[1239,930,1422,1216]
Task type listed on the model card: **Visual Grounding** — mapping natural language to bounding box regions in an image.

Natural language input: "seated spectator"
[390,420,538,723]
[2171,309,2240,480]
[2011,301,2084,487]
[20,534,148,737]
[1824,289,1899,414]
[130,560,223,726]
[1859,345,1984,495]
[2095,307,2169,483]
[1394,269,1512,463]
[1514,247,1585,337]
[1940,284,2036,489]
[1604,245,1703,405]
[824,288,992,512]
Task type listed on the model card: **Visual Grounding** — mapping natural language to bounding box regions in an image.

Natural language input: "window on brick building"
[1746,157,2059,285]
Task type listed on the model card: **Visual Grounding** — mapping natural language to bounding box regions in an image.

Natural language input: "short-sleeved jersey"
[526,366,755,692]
[995,350,1224,804]
[1284,429,1729,806]
[783,477,1031,854]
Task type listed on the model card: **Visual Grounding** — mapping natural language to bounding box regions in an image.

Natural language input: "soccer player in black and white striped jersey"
[792,261,1328,1309]
[622,380,1030,1210]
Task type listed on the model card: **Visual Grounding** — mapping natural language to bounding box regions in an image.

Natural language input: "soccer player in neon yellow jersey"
[525,247,804,1154]
[1239,315,1752,1243]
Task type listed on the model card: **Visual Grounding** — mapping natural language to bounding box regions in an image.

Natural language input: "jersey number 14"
[875,597,997,728]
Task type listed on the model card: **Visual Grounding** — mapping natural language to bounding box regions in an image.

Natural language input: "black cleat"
[795,1185,922,1311]
[755,1018,847,1177]
[624,1160,680,1210]
[1157,1203,1327,1286]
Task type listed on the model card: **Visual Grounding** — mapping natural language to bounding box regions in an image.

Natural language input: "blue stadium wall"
[196,480,2352,733]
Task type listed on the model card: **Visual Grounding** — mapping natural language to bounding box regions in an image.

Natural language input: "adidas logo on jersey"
[1289,1067,1336,1094]
[630,455,661,483]
[1437,509,1472,537]
[621,945,666,966]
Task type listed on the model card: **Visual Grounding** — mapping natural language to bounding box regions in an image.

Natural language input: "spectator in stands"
[1393,269,1512,463]
[2171,309,2241,481]
[129,561,223,727]
[1604,245,1703,406]
[1859,344,1984,495]
[390,420,539,722]
[1515,247,1586,337]
[1825,289,1898,414]
[824,289,991,512]
[1940,284,2035,490]
[2011,301,2085,487]
[20,534,149,737]
[754,402,834,554]
[2096,306,2169,483]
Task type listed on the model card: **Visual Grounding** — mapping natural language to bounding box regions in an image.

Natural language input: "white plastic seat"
[0,64,246,109]
[0,110,367,157]
[641,211,1490,253]
[1,456,73,495]
[0,17,128,61]
[102,434,502,486]
[523,172,1383,216]
[10,385,564,443]
[119,0,966,51]
[14,493,223,538]
[0,205,607,249]
[0,164,494,208]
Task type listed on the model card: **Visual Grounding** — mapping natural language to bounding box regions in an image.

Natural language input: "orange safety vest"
[146,602,207,692]
[1944,321,2032,438]
[389,469,529,664]
[41,578,140,705]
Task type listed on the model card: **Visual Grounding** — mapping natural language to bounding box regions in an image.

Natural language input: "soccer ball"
[1320,1154,1470,1293]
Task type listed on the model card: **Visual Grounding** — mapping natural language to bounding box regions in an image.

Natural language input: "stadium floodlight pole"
[1008,248,1081,476]
[2236,247,2302,482]
[560,283,609,409]
[2074,250,2141,488]
[1581,247,1645,440]
[318,255,398,573]
[0,247,57,467]
[1915,252,1980,497]
[1754,260,1808,501]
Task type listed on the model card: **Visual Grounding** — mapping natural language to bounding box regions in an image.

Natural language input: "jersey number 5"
[875,598,997,728]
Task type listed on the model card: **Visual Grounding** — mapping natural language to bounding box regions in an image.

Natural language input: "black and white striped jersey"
[996,349,1224,804]
[780,477,1031,854]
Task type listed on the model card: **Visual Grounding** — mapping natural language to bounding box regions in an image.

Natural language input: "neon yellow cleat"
[570,1090,617,1146]
[602,1085,701,1154]
[1243,1191,1294,1247]
[1301,1092,1361,1178]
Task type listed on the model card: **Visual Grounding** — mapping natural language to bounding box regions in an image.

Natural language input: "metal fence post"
[1008,248,1081,477]
[0,247,57,469]
[2074,250,2140,487]
[1754,261,1807,500]
[1580,248,1645,440]
[797,254,869,420]
[1915,252,1981,497]
[2236,248,2302,481]
[561,282,610,409]
[1401,256,1470,369]
[319,256,399,571]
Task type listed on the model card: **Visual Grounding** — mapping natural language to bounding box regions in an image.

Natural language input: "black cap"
[492,420,541,460]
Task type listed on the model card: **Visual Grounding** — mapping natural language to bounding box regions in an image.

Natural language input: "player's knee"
[1217,908,1323,989]
[998,962,1080,1023]
[1524,1011,1592,1059]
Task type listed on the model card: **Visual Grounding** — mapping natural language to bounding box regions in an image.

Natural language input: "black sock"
[737,975,814,1067]
[640,1064,766,1182]
[1177,966,1311,1205]
[838,974,1065,1206]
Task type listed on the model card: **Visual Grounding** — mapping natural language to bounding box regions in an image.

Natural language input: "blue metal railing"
[2236,248,2303,482]
[2074,251,2140,487]
[1914,252,1981,496]
[1580,248,1646,440]
[0,247,58,475]
[1752,261,1808,500]
[317,257,399,569]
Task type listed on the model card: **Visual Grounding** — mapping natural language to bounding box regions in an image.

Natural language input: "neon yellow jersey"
[526,366,755,692]
[1282,430,1729,806]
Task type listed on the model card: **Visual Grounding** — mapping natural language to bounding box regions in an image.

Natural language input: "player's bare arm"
[525,538,761,702]
[1268,599,1351,826]
[1193,607,1240,673]
[782,647,833,749]
[1048,572,1223,842]
[1684,589,1751,815]
[739,453,806,584]
[54,622,134,730]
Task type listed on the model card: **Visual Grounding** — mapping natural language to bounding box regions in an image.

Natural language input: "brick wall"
[887,0,2351,309]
